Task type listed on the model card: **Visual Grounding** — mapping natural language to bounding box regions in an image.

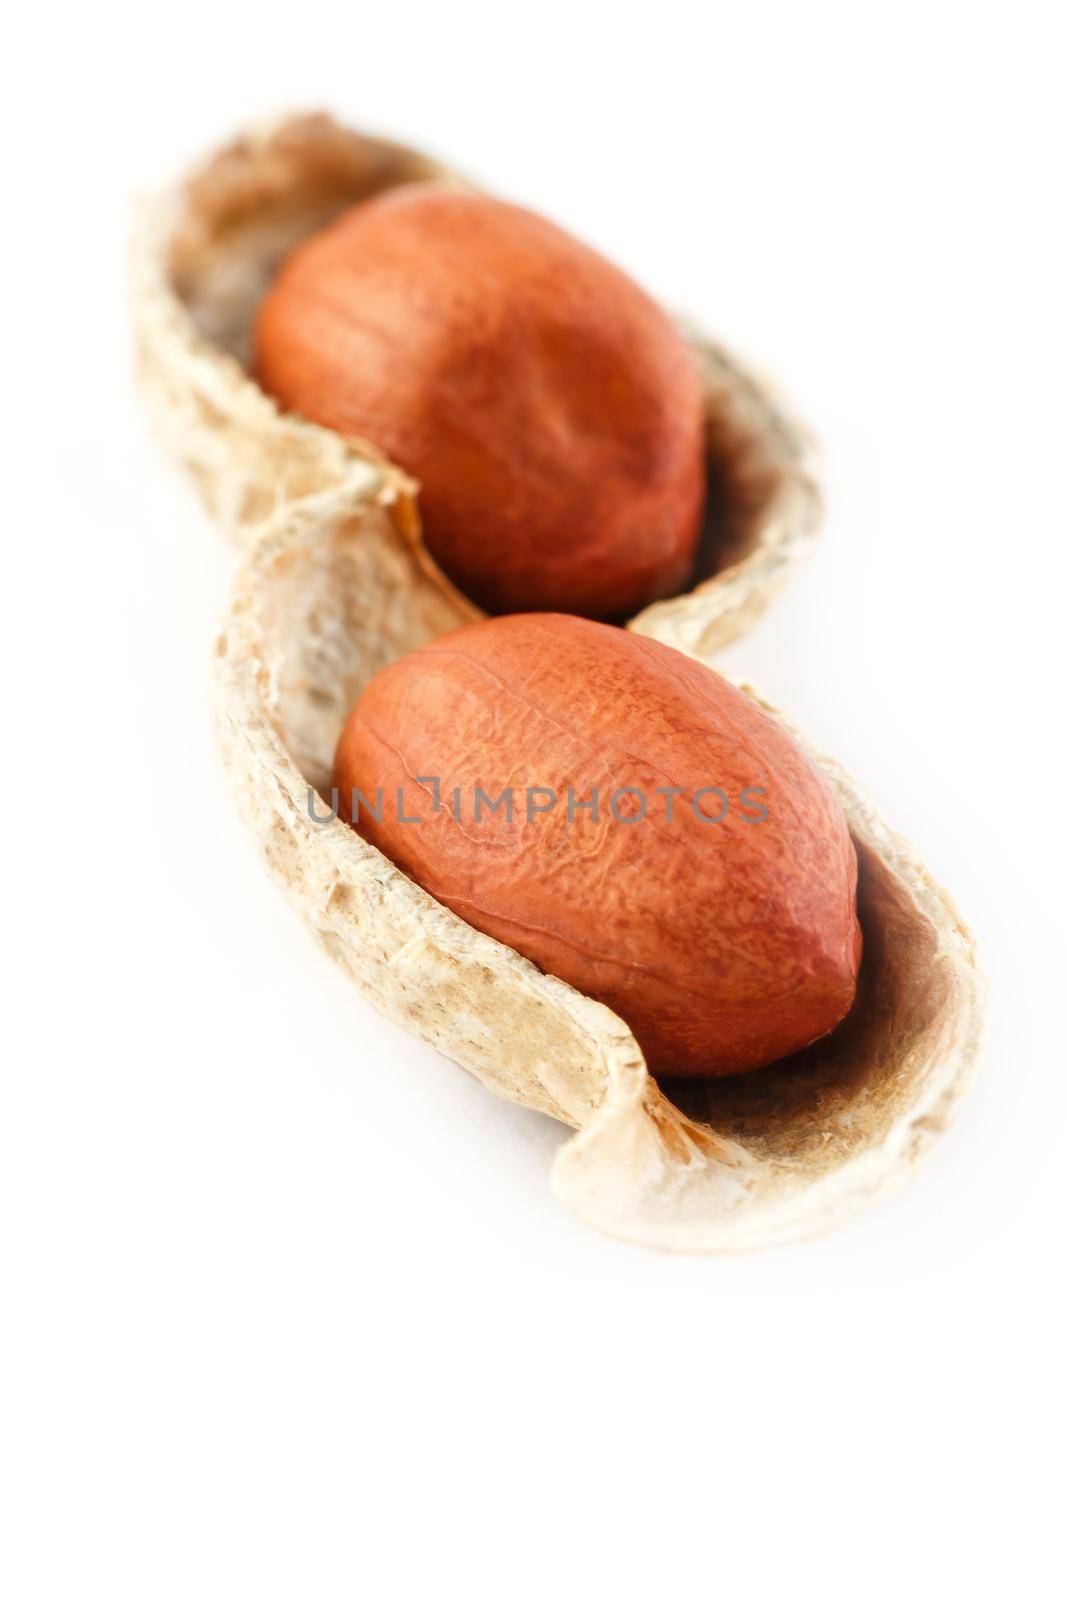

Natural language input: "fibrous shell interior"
[216,482,986,1252]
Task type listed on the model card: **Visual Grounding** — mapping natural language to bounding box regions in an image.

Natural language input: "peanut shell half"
[215,479,986,1252]
[135,109,822,654]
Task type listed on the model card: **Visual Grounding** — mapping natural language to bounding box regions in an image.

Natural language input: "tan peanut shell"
[215,479,986,1252]
[133,109,822,653]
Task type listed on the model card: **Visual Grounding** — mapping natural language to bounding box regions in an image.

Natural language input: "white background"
[3,3,1064,1595]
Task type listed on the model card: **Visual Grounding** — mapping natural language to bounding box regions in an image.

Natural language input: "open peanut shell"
[134,109,822,654]
[216,479,986,1252]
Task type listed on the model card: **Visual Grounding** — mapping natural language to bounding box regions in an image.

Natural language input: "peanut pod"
[215,480,986,1252]
[134,109,822,654]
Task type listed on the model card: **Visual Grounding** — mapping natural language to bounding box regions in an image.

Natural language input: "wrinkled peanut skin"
[255,187,706,619]
[333,616,862,1077]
